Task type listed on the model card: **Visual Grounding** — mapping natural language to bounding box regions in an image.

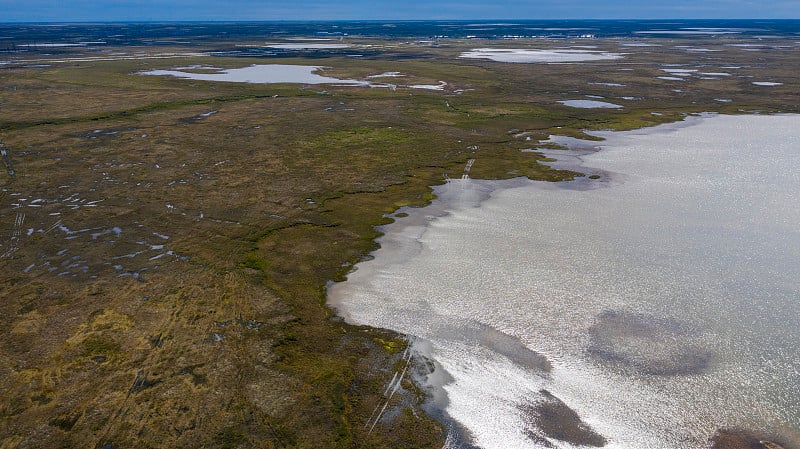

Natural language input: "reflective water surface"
[328,114,800,449]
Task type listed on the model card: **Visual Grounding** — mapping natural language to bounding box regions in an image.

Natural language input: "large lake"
[328,114,800,449]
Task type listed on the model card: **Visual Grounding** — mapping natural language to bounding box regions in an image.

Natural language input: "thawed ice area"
[328,114,800,449]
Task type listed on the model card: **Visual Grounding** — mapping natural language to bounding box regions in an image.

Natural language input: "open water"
[329,114,800,449]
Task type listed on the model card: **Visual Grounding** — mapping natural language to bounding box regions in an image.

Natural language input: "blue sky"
[1,0,798,22]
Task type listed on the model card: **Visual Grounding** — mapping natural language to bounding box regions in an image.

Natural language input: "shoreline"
[327,113,800,449]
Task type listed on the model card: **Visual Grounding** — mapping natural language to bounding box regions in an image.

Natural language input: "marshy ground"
[1,28,798,448]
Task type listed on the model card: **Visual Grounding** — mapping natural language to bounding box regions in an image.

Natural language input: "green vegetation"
[1,35,798,449]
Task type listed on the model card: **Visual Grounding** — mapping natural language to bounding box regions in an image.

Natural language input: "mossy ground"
[1,34,798,448]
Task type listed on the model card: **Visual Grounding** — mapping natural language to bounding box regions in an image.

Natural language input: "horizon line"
[2,18,800,25]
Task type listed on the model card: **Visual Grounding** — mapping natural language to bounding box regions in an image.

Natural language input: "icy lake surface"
[328,114,800,449]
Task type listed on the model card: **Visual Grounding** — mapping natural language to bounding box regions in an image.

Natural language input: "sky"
[1,0,798,22]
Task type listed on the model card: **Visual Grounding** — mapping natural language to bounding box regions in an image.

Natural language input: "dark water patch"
[522,389,607,447]
[587,310,712,376]
[424,320,552,373]
[711,428,792,449]
[207,46,432,62]
[477,324,552,372]
[208,46,384,59]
